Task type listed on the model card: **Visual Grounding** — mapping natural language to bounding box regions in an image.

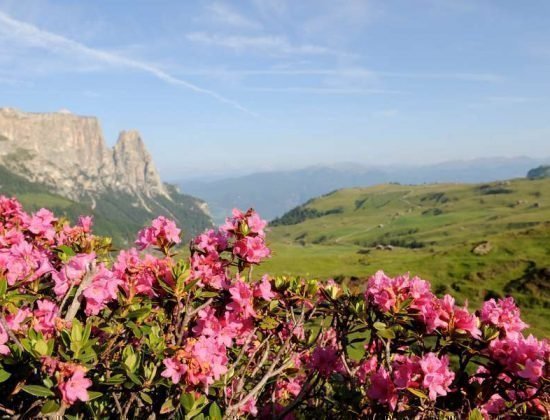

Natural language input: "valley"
[262,178,550,335]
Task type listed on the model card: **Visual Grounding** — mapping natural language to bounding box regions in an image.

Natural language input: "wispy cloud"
[243,87,404,95]
[0,10,256,116]
[175,67,502,83]
[206,2,261,29]
[185,32,348,56]
[468,96,538,109]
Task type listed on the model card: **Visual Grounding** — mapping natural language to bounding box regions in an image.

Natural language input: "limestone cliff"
[0,107,212,239]
[0,107,174,199]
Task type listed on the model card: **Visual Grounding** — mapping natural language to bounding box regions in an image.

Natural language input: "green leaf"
[0,368,11,383]
[140,391,153,405]
[377,328,396,339]
[34,339,49,356]
[56,245,76,257]
[23,384,55,397]
[209,402,222,420]
[41,400,60,414]
[102,374,126,384]
[373,322,387,330]
[71,319,83,343]
[127,307,151,320]
[407,387,428,399]
[160,398,175,414]
[181,392,195,412]
[0,278,7,297]
[82,322,92,342]
[87,391,103,401]
[469,409,484,420]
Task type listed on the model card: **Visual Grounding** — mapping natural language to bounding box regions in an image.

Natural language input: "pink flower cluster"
[189,208,270,289]
[489,334,549,383]
[221,208,270,264]
[365,271,481,338]
[136,216,181,250]
[363,352,455,409]
[162,336,228,390]
[42,358,92,405]
[480,297,529,338]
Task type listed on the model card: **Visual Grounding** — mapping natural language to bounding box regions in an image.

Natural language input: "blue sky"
[0,0,549,179]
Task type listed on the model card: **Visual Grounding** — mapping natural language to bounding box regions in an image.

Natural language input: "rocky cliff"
[0,107,212,241]
[0,107,169,200]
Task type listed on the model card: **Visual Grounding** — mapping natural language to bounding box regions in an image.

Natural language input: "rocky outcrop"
[0,107,213,238]
[0,107,169,200]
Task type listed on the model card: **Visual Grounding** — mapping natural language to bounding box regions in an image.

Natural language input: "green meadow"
[262,178,550,336]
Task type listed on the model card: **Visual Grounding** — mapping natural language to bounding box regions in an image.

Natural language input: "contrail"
[0,11,257,116]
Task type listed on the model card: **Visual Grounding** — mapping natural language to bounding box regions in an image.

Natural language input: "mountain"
[182,157,548,223]
[0,108,212,243]
[527,165,550,180]
[263,177,550,335]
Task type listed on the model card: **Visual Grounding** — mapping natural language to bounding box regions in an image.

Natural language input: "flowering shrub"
[0,196,548,418]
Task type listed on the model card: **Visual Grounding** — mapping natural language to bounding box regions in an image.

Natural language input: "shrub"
[0,196,548,418]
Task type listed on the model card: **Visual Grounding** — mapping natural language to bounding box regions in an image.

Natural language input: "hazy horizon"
[1,0,550,180]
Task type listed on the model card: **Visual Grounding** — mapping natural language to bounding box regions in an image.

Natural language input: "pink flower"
[438,295,481,338]
[6,307,31,331]
[114,249,168,297]
[193,307,237,347]
[0,322,10,355]
[26,208,57,241]
[161,357,187,383]
[309,345,345,377]
[367,367,398,410]
[227,280,257,318]
[392,355,422,389]
[480,394,506,417]
[365,271,436,316]
[239,397,258,417]
[135,216,181,250]
[189,252,229,289]
[254,275,276,301]
[480,297,528,338]
[162,337,228,390]
[275,377,304,400]
[83,265,123,315]
[77,216,93,233]
[1,241,53,286]
[58,366,92,405]
[220,208,246,234]
[193,229,228,254]
[489,334,548,383]
[33,299,59,336]
[356,356,378,384]
[0,196,27,228]
[246,212,267,236]
[52,253,95,297]
[221,208,267,238]
[233,236,271,264]
[419,353,455,400]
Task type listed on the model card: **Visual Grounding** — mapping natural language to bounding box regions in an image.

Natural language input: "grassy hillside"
[264,178,550,336]
[0,165,212,245]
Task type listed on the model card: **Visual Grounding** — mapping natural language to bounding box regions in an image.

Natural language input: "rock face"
[0,107,213,241]
[0,107,169,200]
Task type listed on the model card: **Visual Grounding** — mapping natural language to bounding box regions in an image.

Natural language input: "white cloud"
[243,86,403,95]
[175,67,502,83]
[0,10,256,116]
[185,32,348,56]
[206,2,261,29]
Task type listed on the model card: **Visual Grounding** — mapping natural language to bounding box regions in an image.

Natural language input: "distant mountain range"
[183,157,549,223]
[0,108,212,243]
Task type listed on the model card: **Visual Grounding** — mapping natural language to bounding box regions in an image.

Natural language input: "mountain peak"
[0,107,168,199]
